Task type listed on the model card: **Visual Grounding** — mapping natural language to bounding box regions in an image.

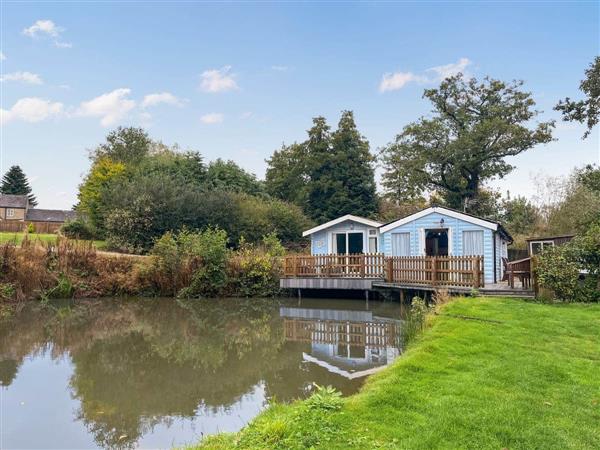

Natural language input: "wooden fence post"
[431,256,437,286]
[386,257,394,282]
[360,254,365,278]
[472,256,480,288]
[292,255,298,277]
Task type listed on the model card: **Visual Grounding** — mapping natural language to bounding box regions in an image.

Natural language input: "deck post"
[292,255,298,277]
[431,256,437,286]
[472,256,480,288]
[360,254,365,278]
[386,257,393,282]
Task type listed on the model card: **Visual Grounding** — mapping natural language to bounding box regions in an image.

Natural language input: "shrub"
[536,245,581,301]
[228,240,281,298]
[176,228,229,298]
[26,223,35,234]
[61,218,96,240]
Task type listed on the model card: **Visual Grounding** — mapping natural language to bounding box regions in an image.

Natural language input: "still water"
[0,297,408,449]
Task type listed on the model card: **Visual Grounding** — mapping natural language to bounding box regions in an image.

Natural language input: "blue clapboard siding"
[311,220,379,255]
[381,212,497,284]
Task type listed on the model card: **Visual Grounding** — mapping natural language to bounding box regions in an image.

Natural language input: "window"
[368,229,377,236]
[6,208,15,218]
[530,241,553,255]
[391,233,411,256]
[463,230,484,255]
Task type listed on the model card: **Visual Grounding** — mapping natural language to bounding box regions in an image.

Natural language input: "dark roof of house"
[25,209,77,223]
[0,194,28,208]
[525,234,575,242]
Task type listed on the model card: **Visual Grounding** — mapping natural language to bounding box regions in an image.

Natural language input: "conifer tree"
[0,165,37,206]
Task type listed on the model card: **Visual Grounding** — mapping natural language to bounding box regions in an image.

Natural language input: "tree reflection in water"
[0,298,405,449]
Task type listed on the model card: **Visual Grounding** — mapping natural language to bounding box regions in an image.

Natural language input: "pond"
[0,297,409,449]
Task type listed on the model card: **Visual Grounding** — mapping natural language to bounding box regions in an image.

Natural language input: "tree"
[205,159,265,196]
[0,165,38,206]
[380,75,554,212]
[265,143,309,207]
[501,194,541,235]
[91,126,152,164]
[266,112,378,222]
[555,56,600,139]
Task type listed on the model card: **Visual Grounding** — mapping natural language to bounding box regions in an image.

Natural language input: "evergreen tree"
[0,165,37,206]
[266,112,378,222]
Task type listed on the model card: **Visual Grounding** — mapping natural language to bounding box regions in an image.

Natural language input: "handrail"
[282,254,485,288]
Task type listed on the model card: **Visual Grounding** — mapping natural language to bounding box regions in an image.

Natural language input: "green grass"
[0,232,106,249]
[192,297,600,450]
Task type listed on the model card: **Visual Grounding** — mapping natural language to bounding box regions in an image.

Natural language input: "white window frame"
[529,240,554,255]
[330,230,366,255]
[6,208,15,218]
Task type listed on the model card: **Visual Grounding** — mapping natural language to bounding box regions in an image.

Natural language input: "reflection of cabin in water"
[280,307,401,379]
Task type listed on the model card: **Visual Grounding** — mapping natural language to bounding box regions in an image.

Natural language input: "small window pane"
[392,233,411,256]
[463,231,484,255]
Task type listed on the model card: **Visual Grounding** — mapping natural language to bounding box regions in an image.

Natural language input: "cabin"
[379,206,512,285]
[525,235,574,256]
[283,206,518,295]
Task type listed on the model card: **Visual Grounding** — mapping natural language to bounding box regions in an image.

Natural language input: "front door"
[348,232,363,254]
[425,229,448,256]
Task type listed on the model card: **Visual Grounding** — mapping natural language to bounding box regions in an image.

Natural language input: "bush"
[228,238,282,297]
[61,217,96,240]
[27,223,35,234]
[536,246,580,301]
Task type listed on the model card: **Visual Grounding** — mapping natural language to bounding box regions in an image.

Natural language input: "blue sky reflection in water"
[0,298,407,449]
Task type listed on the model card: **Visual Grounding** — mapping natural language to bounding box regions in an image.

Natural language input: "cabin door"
[425,229,448,256]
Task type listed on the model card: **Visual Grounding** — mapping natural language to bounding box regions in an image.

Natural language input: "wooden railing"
[386,255,484,288]
[283,253,386,278]
[506,257,532,289]
[282,254,485,288]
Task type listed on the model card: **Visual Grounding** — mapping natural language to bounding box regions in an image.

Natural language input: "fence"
[0,221,62,234]
[282,254,484,288]
[283,253,386,278]
[386,255,484,288]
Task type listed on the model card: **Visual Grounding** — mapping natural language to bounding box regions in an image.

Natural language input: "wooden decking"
[283,254,485,289]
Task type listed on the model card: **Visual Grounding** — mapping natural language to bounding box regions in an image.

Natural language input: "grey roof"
[25,209,77,223]
[0,194,28,208]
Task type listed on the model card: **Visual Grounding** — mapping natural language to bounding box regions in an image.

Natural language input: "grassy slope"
[0,232,106,249]
[195,297,600,450]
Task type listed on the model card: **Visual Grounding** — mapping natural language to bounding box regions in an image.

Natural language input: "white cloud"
[76,88,136,127]
[54,41,73,49]
[379,57,473,92]
[1,71,43,84]
[142,92,183,108]
[241,111,253,119]
[200,66,238,93]
[23,19,62,37]
[271,65,289,72]
[200,113,224,124]
[1,97,63,125]
[0,52,5,61]
[379,72,426,92]
[22,19,71,48]
[427,57,471,81]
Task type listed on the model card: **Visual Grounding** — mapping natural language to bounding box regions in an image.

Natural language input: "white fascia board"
[302,214,382,237]
[380,206,498,233]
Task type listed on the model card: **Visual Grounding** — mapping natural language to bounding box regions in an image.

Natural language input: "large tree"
[555,56,600,139]
[0,165,38,206]
[90,126,152,165]
[266,112,378,222]
[205,159,265,196]
[380,75,554,213]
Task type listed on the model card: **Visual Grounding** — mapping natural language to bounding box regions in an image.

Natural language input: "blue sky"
[1,1,598,209]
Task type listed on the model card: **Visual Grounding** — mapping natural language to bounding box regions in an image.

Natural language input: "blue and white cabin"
[380,206,511,284]
[303,207,512,285]
[302,214,382,255]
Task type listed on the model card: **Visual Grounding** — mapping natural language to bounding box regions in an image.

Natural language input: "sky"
[0,1,598,210]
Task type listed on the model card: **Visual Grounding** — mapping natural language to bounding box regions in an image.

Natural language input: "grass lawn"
[195,297,600,450]
[0,232,106,249]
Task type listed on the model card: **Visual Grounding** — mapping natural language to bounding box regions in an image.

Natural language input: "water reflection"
[0,298,406,449]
